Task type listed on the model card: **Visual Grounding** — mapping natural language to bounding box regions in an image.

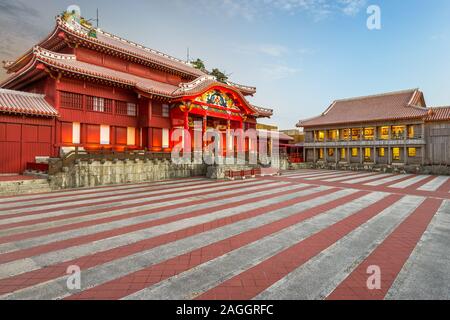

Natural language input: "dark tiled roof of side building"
[297,89,428,127]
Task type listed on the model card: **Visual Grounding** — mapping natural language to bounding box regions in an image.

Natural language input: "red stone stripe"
[66,190,367,300]
[196,194,402,300]
[0,187,342,296]
[327,197,443,300]
[4,179,219,211]
[0,182,305,263]
[0,181,286,243]
[0,179,244,221]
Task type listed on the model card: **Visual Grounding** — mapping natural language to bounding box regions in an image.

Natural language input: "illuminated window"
[317,131,325,141]
[340,148,346,159]
[408,148,417,157]
[162,104,170,118]
[379,148,385,157]
[408,126,415,139]
[365,148,371,161]
[100,125,110,145]
[364,128,375,140]
[328,130,339,141]
[162,128,169,148]
[379,127,389,140]
[72,122,80,144]
[352,129,361,140]
[392,126,405,139]
[352,148,358,157]
[319,148,324,159]
[342,129,350,141]
[393,148,401,161]
[127,127,136,146]
[328,148,334,157]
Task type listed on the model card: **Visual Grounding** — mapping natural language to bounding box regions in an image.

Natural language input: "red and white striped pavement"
[0,170,449,300]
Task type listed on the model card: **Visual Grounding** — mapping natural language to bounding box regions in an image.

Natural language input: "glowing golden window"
[408,148,417,157]
[317,131,325,141]
[365,148,371,159]
[393,148,401,161]
[408,126,415,139]
[379,148,385,157]
[319,148,324,159]
[364,128,375,140]
[379,127,389,140]
[352,129,361,141]
[341,148,346,159]
[351,148,358,157]
[328,148,335,157]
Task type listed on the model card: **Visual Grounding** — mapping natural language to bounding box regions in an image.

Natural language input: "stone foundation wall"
[48,159,207,190]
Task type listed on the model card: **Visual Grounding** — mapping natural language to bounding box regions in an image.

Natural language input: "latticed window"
[60,92,83,110]
[116,101,137,116]
[86,96,112,113]
[162,104,170,117]
[127,103,137,116]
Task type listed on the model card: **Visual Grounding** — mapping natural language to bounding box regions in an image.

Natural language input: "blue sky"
[1,0,449,129]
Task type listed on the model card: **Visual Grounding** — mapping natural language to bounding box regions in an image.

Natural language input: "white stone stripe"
[0,179,264,217]
[386,200,450,300]
[124,191,387,300]
[0,178,205,204]
[323,172,376,182]
[0,179,216,210]
[287,171,346,179]
[389,175,430,189]
[417,176,450,192]
[304,172,359,181]
[0,185,327,280]
[342,173,393,184]
[365,174,413,186]
[0,187,348,300]
[0,182,287,238]
[255,195,425,300]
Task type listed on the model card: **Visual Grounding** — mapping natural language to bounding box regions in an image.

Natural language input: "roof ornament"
[61,5,97,38]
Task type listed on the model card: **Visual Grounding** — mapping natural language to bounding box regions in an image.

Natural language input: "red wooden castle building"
[0,10,273,174]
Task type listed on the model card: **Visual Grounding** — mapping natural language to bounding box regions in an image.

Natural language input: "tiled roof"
[56,17,206,78]
[34,47,180,97]
[298,89,428,127]
[0,88,58,117]
[426,106,450,121]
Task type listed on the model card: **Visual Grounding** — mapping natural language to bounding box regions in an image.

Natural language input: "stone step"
[0,179,51,197]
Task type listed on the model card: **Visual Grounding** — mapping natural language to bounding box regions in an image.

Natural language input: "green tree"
[210,68,229,83]
[191,58,206,71]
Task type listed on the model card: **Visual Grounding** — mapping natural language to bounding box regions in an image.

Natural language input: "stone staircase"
[0,177,52,197]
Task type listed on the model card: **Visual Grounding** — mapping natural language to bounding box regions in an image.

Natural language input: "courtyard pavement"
[0,169,449,300]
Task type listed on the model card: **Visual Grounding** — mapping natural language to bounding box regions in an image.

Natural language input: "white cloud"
[197,0,368,21]
[258,44,289,57]
[260,64,300,80]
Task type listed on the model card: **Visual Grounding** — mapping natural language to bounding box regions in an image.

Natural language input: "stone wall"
[48,159,207,190]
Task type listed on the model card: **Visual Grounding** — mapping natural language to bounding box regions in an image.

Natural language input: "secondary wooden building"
[297,89,450,167]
